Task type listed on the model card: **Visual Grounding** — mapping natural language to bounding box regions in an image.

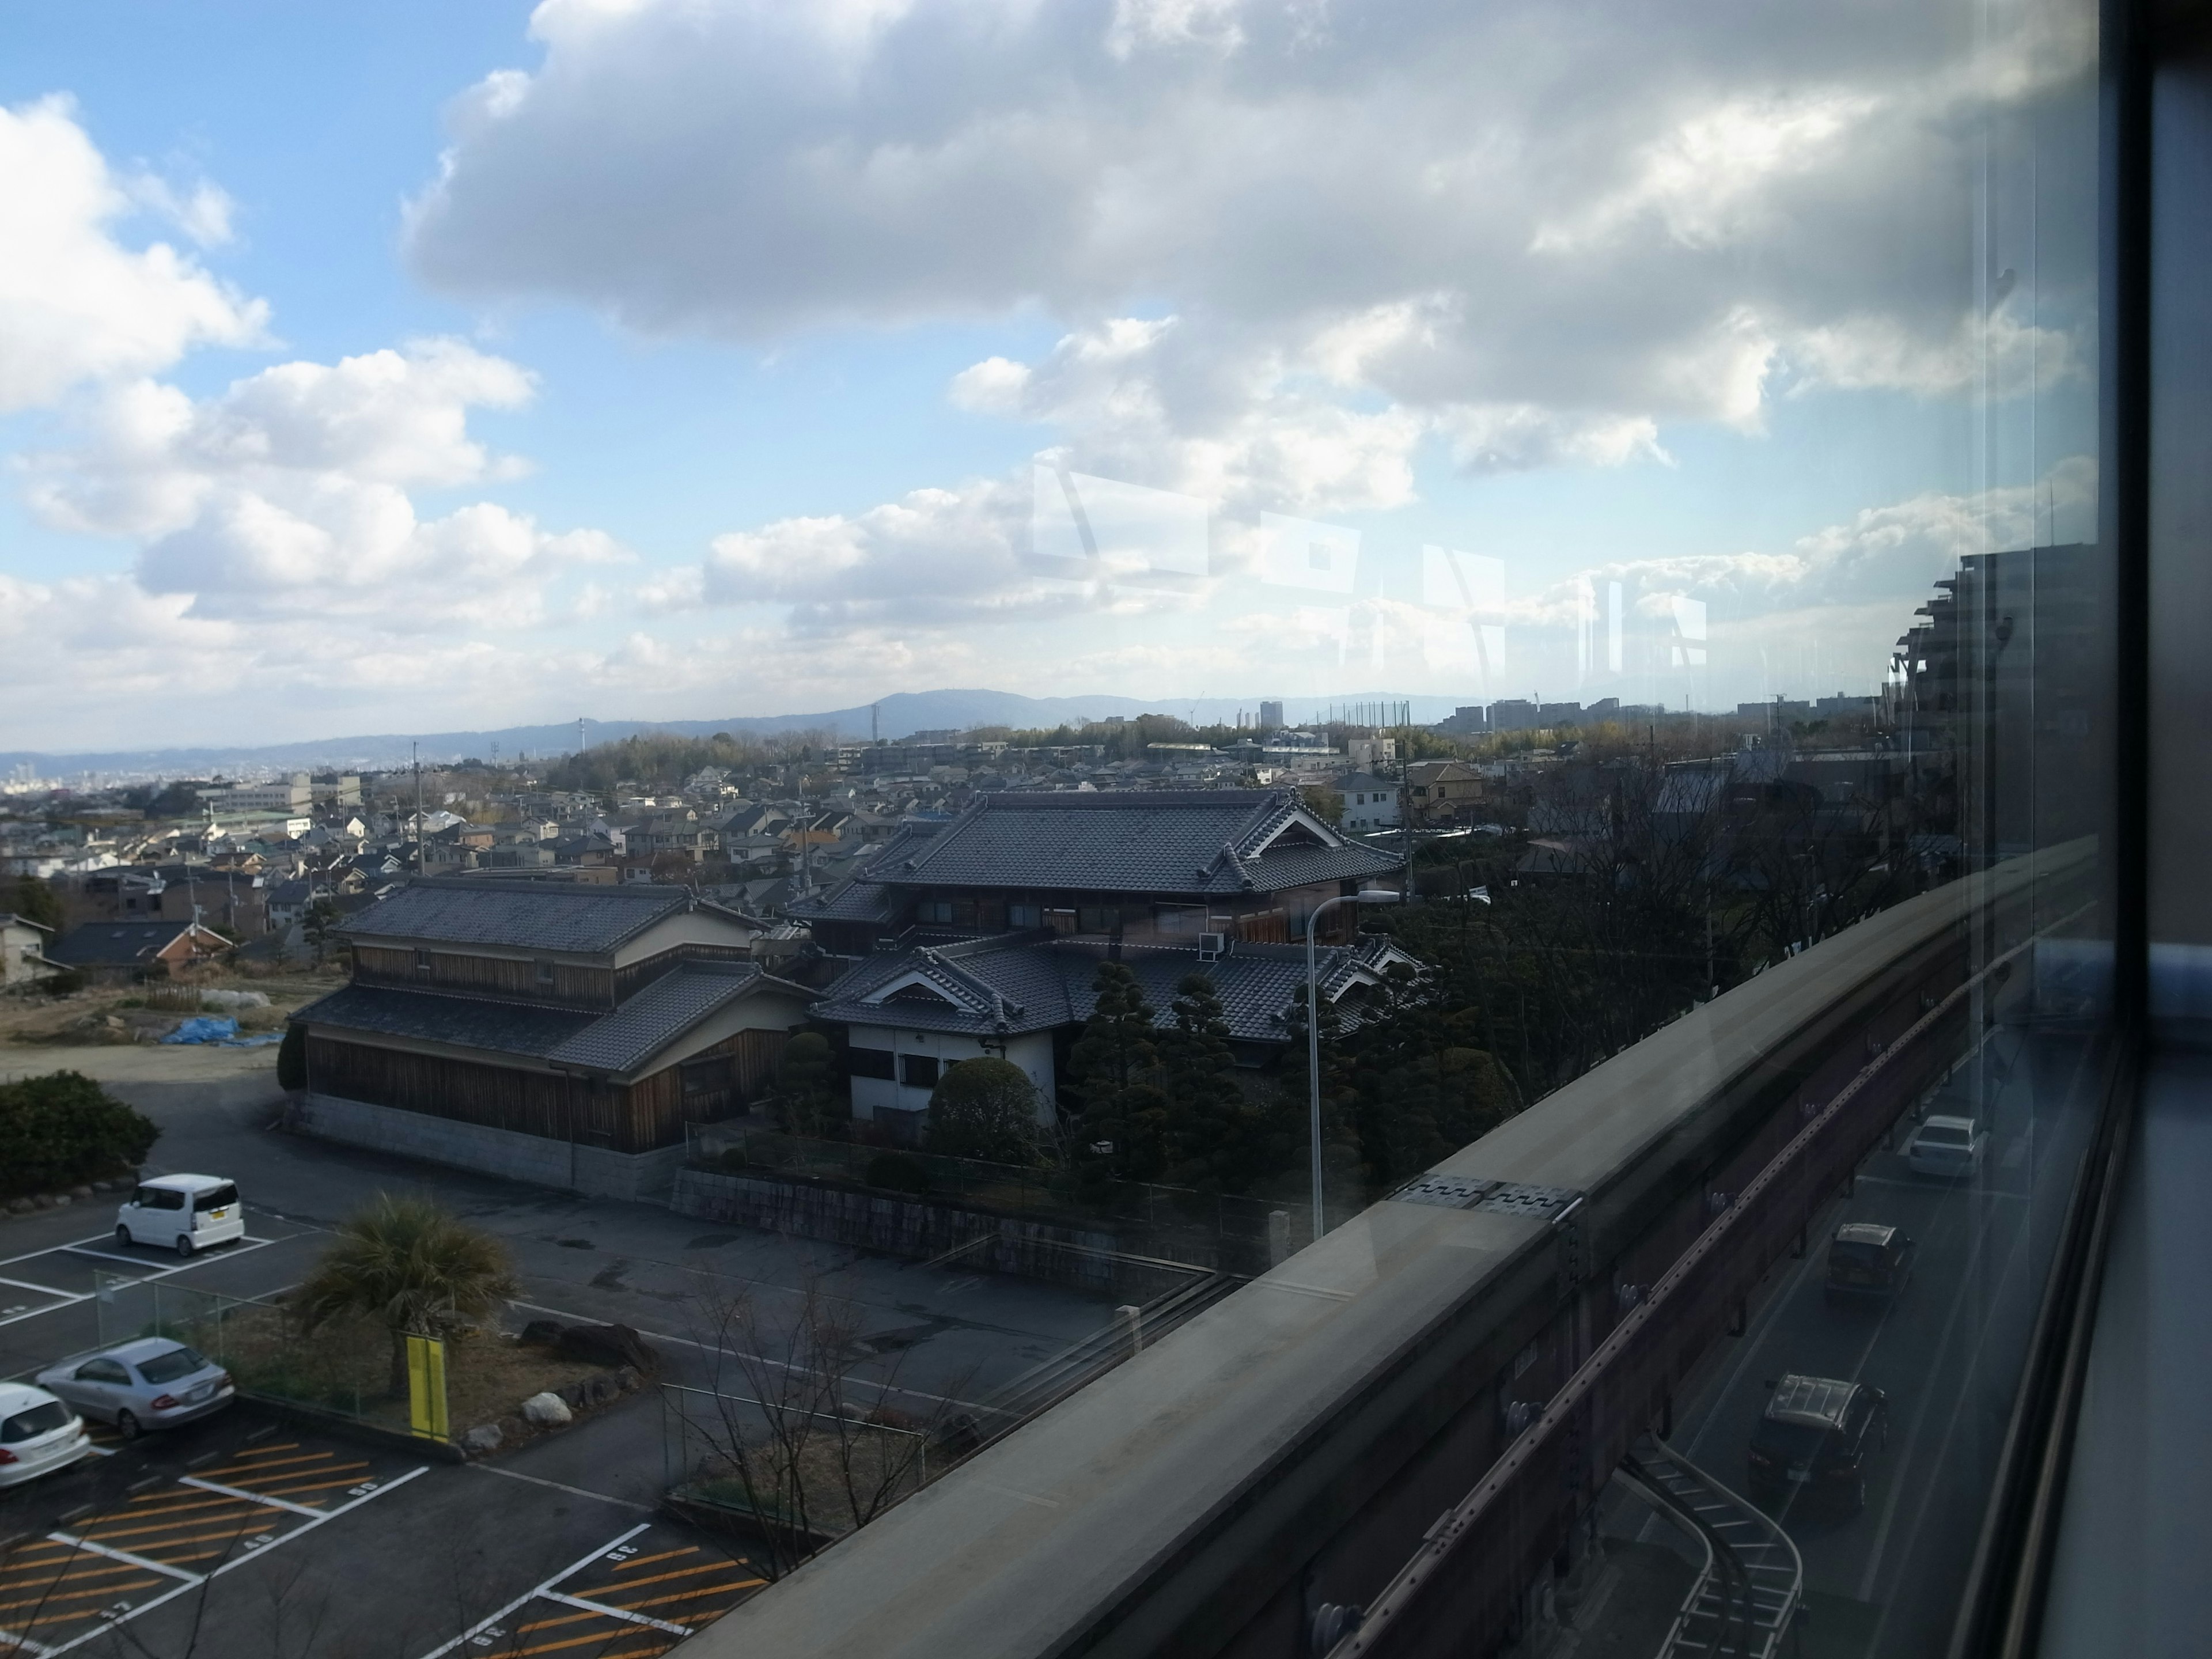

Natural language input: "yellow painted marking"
[607,1547,699,1573]
[607,1581,767,1612]
[188,1450,327,1479]
[567,1560,734,1597]
[0,1571,166,1614]
[84,1505,267,1544]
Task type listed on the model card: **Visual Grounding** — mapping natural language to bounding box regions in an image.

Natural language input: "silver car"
[1906,1113,1988,1177]
[36,1338,236,1441]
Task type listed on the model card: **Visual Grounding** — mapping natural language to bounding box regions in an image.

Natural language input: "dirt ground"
[0,964,343,1049]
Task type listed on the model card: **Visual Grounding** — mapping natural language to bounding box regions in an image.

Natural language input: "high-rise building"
[1259,699,1285,730]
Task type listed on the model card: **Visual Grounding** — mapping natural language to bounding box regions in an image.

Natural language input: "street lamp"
[1306,885,1404,1243]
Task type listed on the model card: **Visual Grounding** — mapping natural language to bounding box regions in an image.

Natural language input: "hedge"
[0,1071,161,1199]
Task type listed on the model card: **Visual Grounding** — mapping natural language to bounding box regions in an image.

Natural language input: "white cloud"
[0,96,267,413]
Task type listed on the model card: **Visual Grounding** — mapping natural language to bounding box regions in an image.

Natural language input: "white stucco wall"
[844,1024,1055,1124]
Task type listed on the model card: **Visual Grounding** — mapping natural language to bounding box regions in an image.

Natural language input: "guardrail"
[683,843,2098,1659]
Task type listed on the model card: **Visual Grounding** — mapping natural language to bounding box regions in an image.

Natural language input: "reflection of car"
[0,1382,91,1486]
[116,1173,245,1256]
[36,1339,235,1441]
[1824,1222,1916,1303]
[1905,1115,1987,1177]
[1747,1373,1888,1512]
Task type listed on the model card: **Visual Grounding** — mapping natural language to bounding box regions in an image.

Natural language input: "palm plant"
[296,1195,518,1396]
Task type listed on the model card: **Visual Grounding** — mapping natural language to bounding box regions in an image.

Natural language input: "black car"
[1824,1222,1916,1304]
[1747,1373,1889,1512]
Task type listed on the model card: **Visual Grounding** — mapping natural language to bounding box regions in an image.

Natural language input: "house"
[793,789,1402,959]
[1405,761,1487,826]
[291,878,805,1199]
[0,913,57,986]
[44,920,230,982]
[1337,773,1402,833]
[812,931,1425,1141]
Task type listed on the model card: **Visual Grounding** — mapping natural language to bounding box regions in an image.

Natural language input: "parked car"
[0,1382,92,1487]
[116,1174,245,1256]
[36,1339,235,1440]
[1747,1373,1889,1512]
[1905,1114,1987,1177]
[1825,1222,1917,1304]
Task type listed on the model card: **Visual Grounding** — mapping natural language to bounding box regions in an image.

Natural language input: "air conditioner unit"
[1198,931,1228,960]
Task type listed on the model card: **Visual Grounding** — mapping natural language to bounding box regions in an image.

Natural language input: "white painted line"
[539,1588,694,1638]
[417,1522,657,1659]
[46,1531,205,1585]
[0,1275,72,1296]
[470,1463,652,1513]
[0,1292,93,1330]
[0,1621,58,1658]
[204,1464,429,1575]
[178,1474,327,1518]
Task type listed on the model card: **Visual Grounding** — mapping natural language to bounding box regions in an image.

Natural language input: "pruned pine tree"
[1156,974,1259,1192]
[1068,961,1169,1181]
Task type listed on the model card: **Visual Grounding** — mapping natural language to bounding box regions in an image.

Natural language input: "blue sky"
[0,0,2097,749]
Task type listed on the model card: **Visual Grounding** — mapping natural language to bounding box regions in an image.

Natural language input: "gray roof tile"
[339,877,715,955]
[545,962,768,1073]
[293,983,596,1059]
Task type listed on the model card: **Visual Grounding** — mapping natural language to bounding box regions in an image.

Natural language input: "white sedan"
[0,1382,92,1487]
[1906,1113,1988,1177]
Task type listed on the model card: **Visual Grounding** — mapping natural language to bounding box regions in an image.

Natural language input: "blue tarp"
[160,1017,282,1048]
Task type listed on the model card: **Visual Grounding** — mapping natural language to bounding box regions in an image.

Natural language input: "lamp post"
[1306,885,1404,1243]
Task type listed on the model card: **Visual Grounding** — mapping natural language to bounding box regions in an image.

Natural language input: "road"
[1601,1025,2105,1658]
[0,1047,1120,1657]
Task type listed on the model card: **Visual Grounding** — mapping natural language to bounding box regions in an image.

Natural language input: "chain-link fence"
[687,1122,1291,1273]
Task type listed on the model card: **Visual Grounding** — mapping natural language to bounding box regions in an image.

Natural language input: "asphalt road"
[1605,1025,2106,1658]
[0,1050,1120,1657]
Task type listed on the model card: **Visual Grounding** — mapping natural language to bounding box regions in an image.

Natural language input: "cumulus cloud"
[0,96,267,413]
[23,339,622,630]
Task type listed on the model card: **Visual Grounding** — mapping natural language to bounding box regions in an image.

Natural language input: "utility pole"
[412,741,423,876]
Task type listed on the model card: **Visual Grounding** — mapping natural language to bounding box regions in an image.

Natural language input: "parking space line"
[567,1560,726,1596]
[44,1534,201,1584]
[418,1524,656,1659]
[0,1277,71,1297]
[176,1476,324,1518]
[189,1449,322,1478]
[0,1623,56,1657]
[471,1464,653,1513]
[536,1590,692,1638]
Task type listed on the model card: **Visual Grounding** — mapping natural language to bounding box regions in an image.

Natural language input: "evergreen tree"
[1067,962,1168,1180]
[927,1058,1043,1164]
[1156,974,1259,1191]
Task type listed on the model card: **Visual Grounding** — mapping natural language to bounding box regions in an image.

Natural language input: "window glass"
[1,1402,70,1443]
[847,1047,897,1081]
[135,1347,211,1385]
[899,1054,941,1089]
[193,1184,238,1212]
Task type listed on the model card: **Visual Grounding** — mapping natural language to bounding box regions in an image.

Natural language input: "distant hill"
[0,689,1474,779]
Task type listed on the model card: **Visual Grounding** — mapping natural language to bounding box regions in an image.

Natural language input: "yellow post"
[405,1333,449,1441]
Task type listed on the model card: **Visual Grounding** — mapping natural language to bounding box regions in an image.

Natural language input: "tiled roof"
[813,933,1420,1044]
[45,921,205,967]
[297,960,804,1077]
[338,877,724,955]
[293,983,597,1059]
[844,789,1400,899]
[544,962,769,1073]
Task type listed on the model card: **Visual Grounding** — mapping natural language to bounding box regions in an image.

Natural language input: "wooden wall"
[305,1025,794,1156]
[352,945,616,1010]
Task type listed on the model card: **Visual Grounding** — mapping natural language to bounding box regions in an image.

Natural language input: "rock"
[613,1366,641,1393]
[7,1198,32,1215]
[69,1186,92,1200]
[461,1423,503,1455]
[553,1323,661,1374]
[520,1391,572,1427]
[517,1319,566,1348]
[33,1195,53,1210]
[51,1195,70,1208]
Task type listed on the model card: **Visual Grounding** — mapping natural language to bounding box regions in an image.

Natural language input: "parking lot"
[0,1050,1117,1657]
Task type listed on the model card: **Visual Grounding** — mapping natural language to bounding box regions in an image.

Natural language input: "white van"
[116,1175,246,1257]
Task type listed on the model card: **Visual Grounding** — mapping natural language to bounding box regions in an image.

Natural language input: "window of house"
[899,1053,940,1090]
[1077,906,1120,933]
[847,1046,896,1081]
[413,948,431,972]
[917,900,955,925]
[1008,903,1043,929]
[535,958,555,985]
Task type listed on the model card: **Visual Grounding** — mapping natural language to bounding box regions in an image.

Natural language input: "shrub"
[42,970,85,998]
[296,1195,518,1397]
[720,1147,753,1175]
[865,1154,930,1196]
[927,1058,1043,1164]
[0,1071,160,1198]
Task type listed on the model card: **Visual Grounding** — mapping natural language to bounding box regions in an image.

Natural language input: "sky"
[0,0,2099,752]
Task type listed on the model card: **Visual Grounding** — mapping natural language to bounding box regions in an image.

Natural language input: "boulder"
[520,1392,572,1427]
[6,1199,32,1215]
[461,1423,503,1455]
[554,1323,661,1374]
[70,1186,93,1200]
[517,1320,566,1348]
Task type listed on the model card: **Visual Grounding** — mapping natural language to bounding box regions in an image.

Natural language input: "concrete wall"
[296,1092,685,1202]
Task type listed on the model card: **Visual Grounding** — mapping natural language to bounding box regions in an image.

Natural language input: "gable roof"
[813,933,1422,1045]
[0,912,53,934]
[46,921,223,967]
[339,876,751,955]
[856,790,1398,897]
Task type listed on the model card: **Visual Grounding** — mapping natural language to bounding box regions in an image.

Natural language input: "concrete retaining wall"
[297,1093,685,1202]
[672,1166,1172,1295]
